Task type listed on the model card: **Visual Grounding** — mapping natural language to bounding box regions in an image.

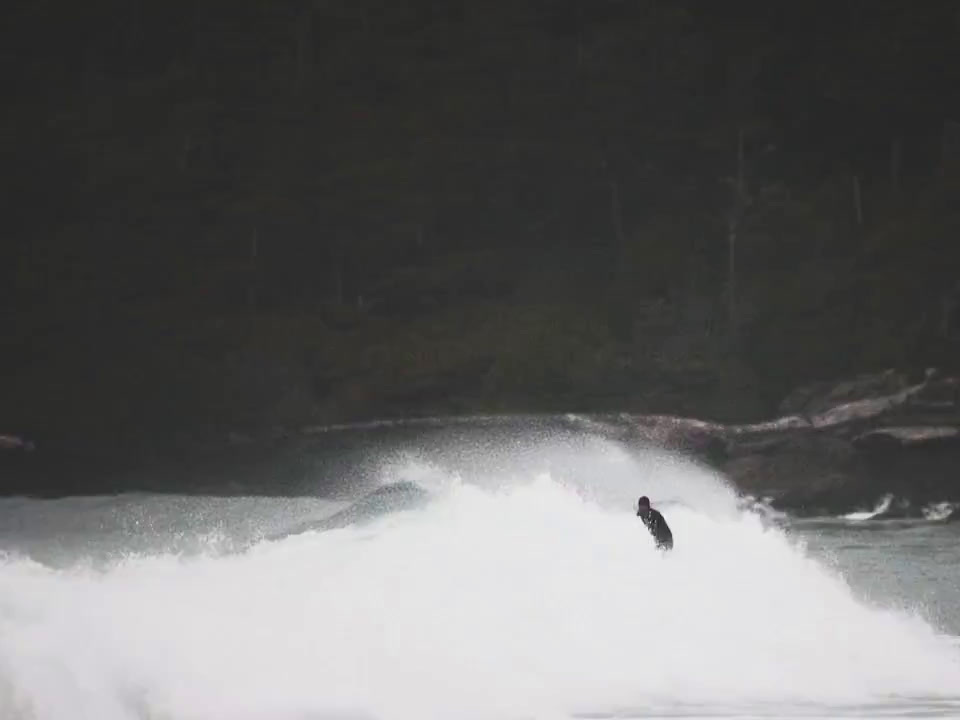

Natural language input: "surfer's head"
[637,496,650,512]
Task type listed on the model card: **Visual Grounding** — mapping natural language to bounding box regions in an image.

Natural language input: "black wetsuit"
[638,508,673,550]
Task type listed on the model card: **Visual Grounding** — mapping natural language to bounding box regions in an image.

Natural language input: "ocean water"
[1,429,959,720]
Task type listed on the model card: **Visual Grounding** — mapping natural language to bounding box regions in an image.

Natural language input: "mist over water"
[1,431,959,719]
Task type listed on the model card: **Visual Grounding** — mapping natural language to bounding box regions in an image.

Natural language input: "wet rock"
[629,415,727,462]
[778,369,909,418]
[661,368,960,513]
[907,371,960,409]
[722,433,868,513]
[808,383,926,432]
[853,426,960,448]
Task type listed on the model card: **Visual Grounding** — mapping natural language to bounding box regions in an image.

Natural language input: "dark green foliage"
[4,1,960,456]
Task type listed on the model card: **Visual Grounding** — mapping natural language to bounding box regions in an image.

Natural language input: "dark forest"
[4,0,960,472]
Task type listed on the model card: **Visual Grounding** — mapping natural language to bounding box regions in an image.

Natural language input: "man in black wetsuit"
[637,496,673,550]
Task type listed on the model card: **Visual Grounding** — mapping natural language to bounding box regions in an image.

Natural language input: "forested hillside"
[4,1,960,458]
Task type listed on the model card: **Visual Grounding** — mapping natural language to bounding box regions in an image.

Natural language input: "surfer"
[637,496,673,550]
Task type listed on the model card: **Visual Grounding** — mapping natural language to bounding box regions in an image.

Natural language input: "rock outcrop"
[627,369,960,515]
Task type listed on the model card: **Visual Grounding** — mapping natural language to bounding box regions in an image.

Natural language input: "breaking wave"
[1,440,959,719]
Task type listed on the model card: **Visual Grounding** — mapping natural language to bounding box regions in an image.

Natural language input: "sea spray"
[0,441,959,720]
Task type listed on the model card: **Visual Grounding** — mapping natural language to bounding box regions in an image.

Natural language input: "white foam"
[844,494,895,521]
[924,501,958,522]
[1,455,959,720]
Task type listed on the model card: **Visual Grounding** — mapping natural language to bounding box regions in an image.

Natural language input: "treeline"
[4,1,960,452]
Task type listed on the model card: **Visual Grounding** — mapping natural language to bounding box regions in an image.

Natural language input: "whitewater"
[1,431,959,720]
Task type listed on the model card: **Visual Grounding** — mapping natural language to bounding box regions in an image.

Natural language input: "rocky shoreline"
[625,369,960,516]
[2,369,959,516]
